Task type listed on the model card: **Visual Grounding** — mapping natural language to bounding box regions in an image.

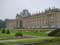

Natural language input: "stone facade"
[22,12,55,28]
[6,19,16,29]
[16,8,60,28]
[6,8,60,29]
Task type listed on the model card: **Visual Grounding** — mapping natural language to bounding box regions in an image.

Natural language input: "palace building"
[6,8,60,29]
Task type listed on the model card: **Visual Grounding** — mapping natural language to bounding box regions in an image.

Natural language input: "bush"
[15,32,23,37]
[48,29,60,36]
[2,29,5,33]
[6,30,10,34]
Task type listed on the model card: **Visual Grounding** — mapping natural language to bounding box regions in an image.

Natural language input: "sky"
[0,0,60,20]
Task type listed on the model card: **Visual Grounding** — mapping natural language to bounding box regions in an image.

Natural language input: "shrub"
[6,30,10,34]
[48,29,60,36]
[15,32,23,37]
[2,29,5,33]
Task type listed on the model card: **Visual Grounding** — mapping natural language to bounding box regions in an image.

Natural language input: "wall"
[6,19,16,29]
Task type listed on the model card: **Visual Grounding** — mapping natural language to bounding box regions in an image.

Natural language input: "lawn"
[0,37,60,45]
[0,37,57,43]
[22,32,48,36]
[0,29,50,40]
[0,28,60,45]
[0,31,48,40]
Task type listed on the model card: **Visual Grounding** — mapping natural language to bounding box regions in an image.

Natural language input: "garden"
[0,28,60,45]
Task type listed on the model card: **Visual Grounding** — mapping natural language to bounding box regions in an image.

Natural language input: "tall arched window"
[20,20,23,28]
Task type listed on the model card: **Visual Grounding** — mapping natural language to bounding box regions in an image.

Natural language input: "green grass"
[0,33,15,40]
[0,37,56,44]
[0,29,59,45]
[0,37,60,45]
[0,29,49,40]
[0,31,48,40]
[22,32,48,36]
[0,29,16,40]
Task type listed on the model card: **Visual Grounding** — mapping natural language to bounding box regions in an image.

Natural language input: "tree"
[0,20,6,28]
[2,29,5,33]
[6,30,10,34]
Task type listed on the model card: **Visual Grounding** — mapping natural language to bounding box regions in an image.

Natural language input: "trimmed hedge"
[15,32,23,37]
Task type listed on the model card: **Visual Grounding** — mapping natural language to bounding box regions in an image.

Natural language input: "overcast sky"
[0,0,60,20]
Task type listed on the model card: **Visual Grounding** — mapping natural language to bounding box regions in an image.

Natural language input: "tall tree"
[0,20,6,28]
